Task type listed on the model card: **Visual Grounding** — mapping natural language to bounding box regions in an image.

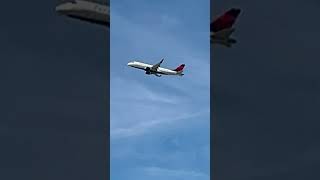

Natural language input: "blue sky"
[110,0,210,179]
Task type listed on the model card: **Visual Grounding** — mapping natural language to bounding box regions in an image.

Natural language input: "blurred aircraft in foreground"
[127,59,185,77]
[56,0,110,27]
[211,8,241,47]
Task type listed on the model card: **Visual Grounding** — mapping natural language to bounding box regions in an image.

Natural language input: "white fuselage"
[56,0,110,27]
[127,61,183,76]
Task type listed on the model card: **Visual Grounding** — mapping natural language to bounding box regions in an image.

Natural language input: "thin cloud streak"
[111,109,209,139]
[111,76,184,105]
[142,166,209,179]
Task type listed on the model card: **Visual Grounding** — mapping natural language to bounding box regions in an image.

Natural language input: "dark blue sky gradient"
[212,0,320,179]
[0,1,108,179]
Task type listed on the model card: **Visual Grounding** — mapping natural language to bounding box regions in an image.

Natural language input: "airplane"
[211,8,241,47]
[55,0,110,27]
[127,59,185,77]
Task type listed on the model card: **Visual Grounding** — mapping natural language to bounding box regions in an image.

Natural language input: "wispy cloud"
[111,9,208,63]
[111,108,209,139]
[111,76,185,105]
[142,166,209,179]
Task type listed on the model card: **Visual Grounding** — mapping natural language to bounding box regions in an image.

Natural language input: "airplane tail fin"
[211,8,241,32]
[174,64,185,73]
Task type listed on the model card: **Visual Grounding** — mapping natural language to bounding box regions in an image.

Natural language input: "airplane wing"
[151,58,164,71]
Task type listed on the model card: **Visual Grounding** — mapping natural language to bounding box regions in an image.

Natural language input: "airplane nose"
[127,61,137,67]
[55,4,66,12]
[55,4,72,12]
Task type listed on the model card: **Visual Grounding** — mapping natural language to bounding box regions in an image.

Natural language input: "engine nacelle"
[145,67,151,75]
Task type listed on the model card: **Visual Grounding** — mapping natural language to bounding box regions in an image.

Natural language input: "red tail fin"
[211,8,241,32]
[174,64,185,72]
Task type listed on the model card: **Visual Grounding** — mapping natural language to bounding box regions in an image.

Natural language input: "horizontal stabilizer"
[212,28,235,39]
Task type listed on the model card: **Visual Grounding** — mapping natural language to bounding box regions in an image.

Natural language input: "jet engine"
[145,67,151,74]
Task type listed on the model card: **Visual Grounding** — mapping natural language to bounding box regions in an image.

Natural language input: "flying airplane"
[55,0,110,27]
[127,59,185,77]
[211,8,241,47]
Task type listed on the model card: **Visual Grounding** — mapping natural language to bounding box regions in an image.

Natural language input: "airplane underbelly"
[158,69,175,75]
[67,10,108,25]
[212,37,236,42]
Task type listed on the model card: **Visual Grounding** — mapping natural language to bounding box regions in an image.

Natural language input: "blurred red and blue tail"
[211,8,241,33]
[174,64,185,72]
